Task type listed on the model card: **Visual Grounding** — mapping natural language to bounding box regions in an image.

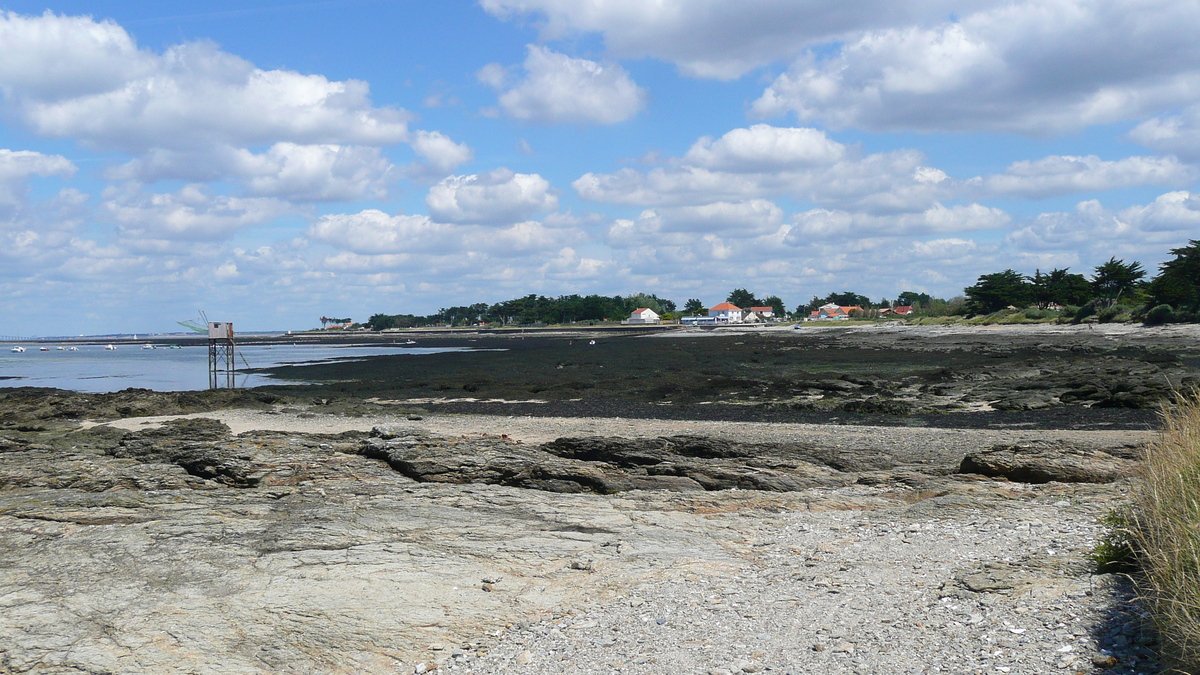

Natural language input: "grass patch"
[1129,391,1200,672]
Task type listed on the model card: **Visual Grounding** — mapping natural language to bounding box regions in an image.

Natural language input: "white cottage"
[626,308,661,324]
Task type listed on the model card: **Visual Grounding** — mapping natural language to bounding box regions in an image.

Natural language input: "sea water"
[0,343,465,393]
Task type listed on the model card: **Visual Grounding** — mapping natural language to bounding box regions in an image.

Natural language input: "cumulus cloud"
[0,12,410,152]
[652,200,785,238]
[308,210,451,255]
[307,208,580,259]
[975,155,1198,199]
[682,125,845,171]
[106,143,399,201]
[409,130,474,175]
[786,203,1009,243]
[101,184,295,241]
[479,0,971,79]
[482,45,646,124]
[0,149,76,208]
[751,0,1200,133]
[426,168,558,224]
[1130,106,1200,161]
[575,125,951,214]
[0,11,484,197]
[1007,192,1200,261]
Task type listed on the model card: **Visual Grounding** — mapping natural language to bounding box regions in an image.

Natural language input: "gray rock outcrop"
[959,440,1140,483]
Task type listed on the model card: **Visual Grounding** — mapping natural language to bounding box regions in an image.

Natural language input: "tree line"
[365,293,677,330]
[362,240,1200,329]
[962,240,1200,323]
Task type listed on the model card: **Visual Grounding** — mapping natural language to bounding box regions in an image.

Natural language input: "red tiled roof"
[632,308,653,313]
[749,306,773,312]
[710,302,741,311]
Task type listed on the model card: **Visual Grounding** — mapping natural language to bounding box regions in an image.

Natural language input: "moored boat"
[103,344,117,351]
[9,346,24,353]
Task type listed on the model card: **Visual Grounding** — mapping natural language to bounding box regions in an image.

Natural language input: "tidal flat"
[1,323,1197,674]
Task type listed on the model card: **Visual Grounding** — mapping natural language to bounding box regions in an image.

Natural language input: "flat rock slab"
[960,440,1141,483]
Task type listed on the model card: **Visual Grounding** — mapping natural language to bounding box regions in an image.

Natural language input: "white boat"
[67,346,79,352]
[55,346,65,350]
[141,344,155,350]
[103,344,117,351]
[10,346,24,353]
[39,347,50,352]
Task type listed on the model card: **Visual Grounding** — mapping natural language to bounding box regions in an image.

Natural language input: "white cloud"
[976,154,1198,199]
[575,126,951,214]
[0,149,76,208]
[308,210,450,255]
[409,130,474,175]
[1119,190,1200,232]
[655,200,784,236]
[786,203,1009,243]
[484,45,646,124]
[1130,106,1200,161]
[682,125,845,171]
[1007,192,1200,261]
[106,143,398,201]
[479,0,971,79]
[426,168,558,224]
[0,13,410,152]
[101,184,295,241]
[475,62,509,89]
[307,208,579,259]
[752,0,1200,133]
[234,144,395,201]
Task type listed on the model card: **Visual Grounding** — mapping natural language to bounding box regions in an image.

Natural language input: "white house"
[708,302,742,323]
[626,307,661,324]
[748,306,775,320]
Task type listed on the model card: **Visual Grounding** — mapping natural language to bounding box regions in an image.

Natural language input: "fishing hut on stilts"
[207,321,236,389]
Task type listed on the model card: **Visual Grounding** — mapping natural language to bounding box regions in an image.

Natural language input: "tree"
[895,291,932,309]
[823,291,871,308]
[683,298,705,316]
[1091,257,1146,301]
[964,270,1032,314]
[1029,268,1091,308]
[1146,240,1200,313]
[726,288,759,308]
[762,295,786,318]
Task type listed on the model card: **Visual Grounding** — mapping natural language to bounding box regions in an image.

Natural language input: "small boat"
[169,344,182,349]
[39,347,50,351]
[56,346,65,350]
[10,346,24,353]
[141,344,155,350]
[103,344,116,351]
[404,340,417,345]
[67,346,79,352]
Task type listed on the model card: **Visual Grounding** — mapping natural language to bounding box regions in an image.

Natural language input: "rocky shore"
[0,406,1164,674]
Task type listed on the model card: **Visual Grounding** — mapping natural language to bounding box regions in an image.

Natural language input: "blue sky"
[2,0,1199,334]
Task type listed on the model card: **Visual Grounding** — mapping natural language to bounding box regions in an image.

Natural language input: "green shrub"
[1074,303,1096,322]
[1144,304,1175,326]
[1097,306,1122,323]
[1092,509,1137,574]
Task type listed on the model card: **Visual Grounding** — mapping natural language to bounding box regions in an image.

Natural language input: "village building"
[748,306,775,321]
[625,308,661,324]
[810,303,864,320]
[708,302,743,323]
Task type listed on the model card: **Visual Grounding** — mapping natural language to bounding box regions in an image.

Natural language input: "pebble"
[445,490,1160,675]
